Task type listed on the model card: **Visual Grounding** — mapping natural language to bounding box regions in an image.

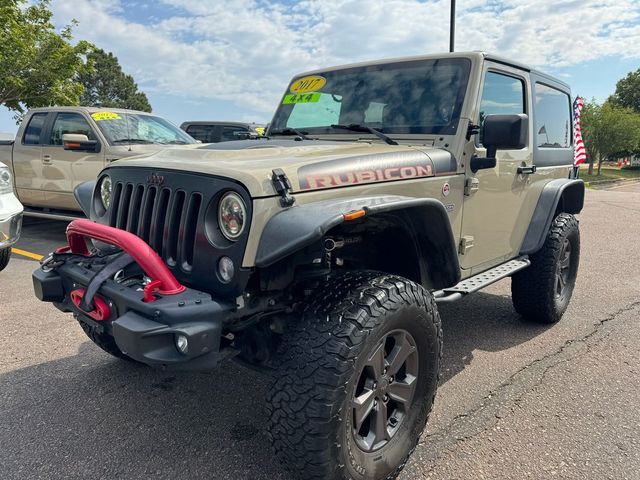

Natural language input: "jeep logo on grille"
[146,173,164,186]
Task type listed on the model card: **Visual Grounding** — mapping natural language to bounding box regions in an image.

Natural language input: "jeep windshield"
[93,113,197,146]
[270,58,471,138]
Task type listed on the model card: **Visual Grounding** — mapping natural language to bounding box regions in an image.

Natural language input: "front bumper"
[33,219,238,371]
[0,193,23,248]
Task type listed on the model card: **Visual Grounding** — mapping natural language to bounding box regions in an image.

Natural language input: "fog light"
[218,256,235,283]
[175,334,188,354]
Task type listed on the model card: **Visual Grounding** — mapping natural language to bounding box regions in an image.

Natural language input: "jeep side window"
[22,113,48,145]
[48,113,96,146]
[534,83,572,148]
[478,72,525,146]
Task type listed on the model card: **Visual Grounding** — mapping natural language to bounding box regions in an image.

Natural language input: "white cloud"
[52,0,640,116]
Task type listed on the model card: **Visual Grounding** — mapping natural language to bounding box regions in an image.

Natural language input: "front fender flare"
[255,195,461,288]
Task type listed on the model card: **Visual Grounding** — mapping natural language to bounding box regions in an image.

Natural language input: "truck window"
[478,71,525,145]
[186,125,216,142]
[221,126,248,141]
[48,113,96,146]
[535,83,571,148]
[22,113,48,145]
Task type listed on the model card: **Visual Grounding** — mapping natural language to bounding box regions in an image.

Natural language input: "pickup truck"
[0,107,198,219]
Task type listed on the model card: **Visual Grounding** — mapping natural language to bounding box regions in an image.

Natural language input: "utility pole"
[449,0,456,52]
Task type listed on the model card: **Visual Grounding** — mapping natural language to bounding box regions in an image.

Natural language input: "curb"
[583,177,640,189]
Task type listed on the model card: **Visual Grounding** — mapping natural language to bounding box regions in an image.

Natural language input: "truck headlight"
[0,167,13,195]
[99,175,112,210]
[218,192,246,241]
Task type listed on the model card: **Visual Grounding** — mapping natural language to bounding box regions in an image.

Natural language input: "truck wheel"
[512,213,580,324]
[78,320,136,362]
[267,272,442,480]
[0,248,11,272]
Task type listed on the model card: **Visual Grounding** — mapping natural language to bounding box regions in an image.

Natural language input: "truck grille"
[109,183,202,270]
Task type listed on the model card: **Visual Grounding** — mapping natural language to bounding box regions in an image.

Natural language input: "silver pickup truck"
[0,107,198,219]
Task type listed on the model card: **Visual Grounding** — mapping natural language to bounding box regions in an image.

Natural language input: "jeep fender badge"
[442,182,451,197]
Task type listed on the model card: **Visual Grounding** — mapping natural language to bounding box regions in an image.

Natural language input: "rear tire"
[0,248,11,272]
[267,272,442,480]
[79,320,137,362]
[512,213,580,323]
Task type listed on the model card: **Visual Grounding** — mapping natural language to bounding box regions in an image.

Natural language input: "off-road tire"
[267,271,442,480]
[78,320,136,362]
[512,213,580,323]
[0,247,11,272]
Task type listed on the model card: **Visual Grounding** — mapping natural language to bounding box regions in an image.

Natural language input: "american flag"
[573,97,586,165]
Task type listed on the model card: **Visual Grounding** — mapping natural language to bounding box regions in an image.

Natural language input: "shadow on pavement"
[0,289,549,479]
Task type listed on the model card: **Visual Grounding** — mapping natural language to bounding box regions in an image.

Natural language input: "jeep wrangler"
[33,52,584,480]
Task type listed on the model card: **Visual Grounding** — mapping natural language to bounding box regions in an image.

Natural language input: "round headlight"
[218,192,246,241]
[99,175,112,210]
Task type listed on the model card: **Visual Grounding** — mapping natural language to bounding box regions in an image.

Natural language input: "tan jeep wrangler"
[34,52,584,480]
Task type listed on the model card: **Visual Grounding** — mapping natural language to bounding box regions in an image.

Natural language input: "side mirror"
[471,114,528,172]
[63,133,99,152]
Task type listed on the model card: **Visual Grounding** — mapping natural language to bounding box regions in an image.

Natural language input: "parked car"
[0,161,23,271]
[180,121,265,143]
[34,52,583,480]
[0,107,198,219]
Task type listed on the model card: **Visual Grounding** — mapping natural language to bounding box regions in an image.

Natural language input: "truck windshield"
[92,113,197,145]
[270,58,471,137]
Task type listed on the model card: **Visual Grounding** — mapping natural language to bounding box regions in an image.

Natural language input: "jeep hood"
[111,139,457,198]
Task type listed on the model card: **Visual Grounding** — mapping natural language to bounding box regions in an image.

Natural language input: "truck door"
[11,112,49,207]
[40,112,104,210]
[459,67,534,272]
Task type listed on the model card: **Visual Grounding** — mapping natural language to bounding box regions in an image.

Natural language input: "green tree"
[79,49,151,112]
[581,100,640,175]
[0,0,92,117]
[609,69,640,113]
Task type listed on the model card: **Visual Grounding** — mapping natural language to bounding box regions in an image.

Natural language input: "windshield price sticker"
[91,112,122,121]
[289,75,326,94]
[282,93,321,105]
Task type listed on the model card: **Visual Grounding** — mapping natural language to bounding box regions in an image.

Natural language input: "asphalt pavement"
[1,183,639,479]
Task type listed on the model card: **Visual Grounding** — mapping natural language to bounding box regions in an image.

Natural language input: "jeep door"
[459,65,535,272]
[40,112,105,210]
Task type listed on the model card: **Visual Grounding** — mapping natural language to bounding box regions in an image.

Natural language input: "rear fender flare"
[520,178,584,255]
[254,195,461,288]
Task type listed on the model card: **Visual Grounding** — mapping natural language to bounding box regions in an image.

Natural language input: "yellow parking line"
[11,248,44,261]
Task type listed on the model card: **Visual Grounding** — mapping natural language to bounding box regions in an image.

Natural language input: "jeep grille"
[96,168,252,297]
[109,182,202,271]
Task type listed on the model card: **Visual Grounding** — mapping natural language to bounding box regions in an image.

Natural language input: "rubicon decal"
[297,151,455,191]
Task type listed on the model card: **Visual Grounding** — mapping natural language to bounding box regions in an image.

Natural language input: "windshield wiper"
[331,124,398,145]
[269,128,311,140]
[162,140,188,145]
[112,138,156,144]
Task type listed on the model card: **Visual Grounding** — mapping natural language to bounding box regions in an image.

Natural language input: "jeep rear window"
[271,58,471,136]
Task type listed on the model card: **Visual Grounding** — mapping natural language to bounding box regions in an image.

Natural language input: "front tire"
[78,320,137,362]
[512,213,580,323]
[0,247,11,272]
[267,272,442,480]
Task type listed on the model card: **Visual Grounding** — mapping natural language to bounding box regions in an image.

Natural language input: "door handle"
[517,165,537,175]
[42,154,52,165]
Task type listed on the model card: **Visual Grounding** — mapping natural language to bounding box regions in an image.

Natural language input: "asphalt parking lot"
[1,183,639,480]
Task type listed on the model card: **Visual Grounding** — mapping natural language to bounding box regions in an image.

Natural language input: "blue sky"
[1,0,639,134]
